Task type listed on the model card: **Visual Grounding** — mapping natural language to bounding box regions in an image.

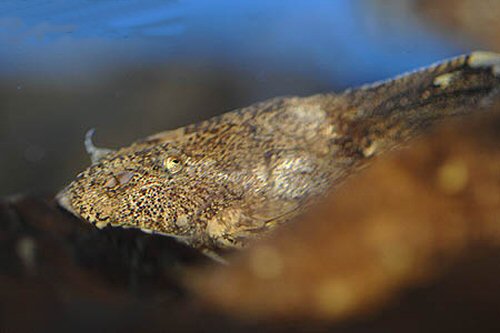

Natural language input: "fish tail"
[325,51,500,156]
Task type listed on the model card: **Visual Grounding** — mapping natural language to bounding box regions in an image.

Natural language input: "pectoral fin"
[84,128,116,164]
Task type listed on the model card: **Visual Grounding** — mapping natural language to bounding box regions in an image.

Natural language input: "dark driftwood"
[2,109,500,332]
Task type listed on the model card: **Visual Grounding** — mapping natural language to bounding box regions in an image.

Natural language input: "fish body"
[57,52,500,253]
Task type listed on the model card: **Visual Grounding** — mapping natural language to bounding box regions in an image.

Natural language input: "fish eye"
[164,156,183,174]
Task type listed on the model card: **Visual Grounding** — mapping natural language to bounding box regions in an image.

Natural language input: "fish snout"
[55,186,79,217]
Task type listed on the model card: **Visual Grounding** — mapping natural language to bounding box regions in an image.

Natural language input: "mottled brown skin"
[57,52,500,254]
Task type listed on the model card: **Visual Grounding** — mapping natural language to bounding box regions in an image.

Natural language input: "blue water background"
[0,0,463,88]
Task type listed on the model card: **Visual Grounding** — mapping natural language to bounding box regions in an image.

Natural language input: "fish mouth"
[55,186,79,217]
